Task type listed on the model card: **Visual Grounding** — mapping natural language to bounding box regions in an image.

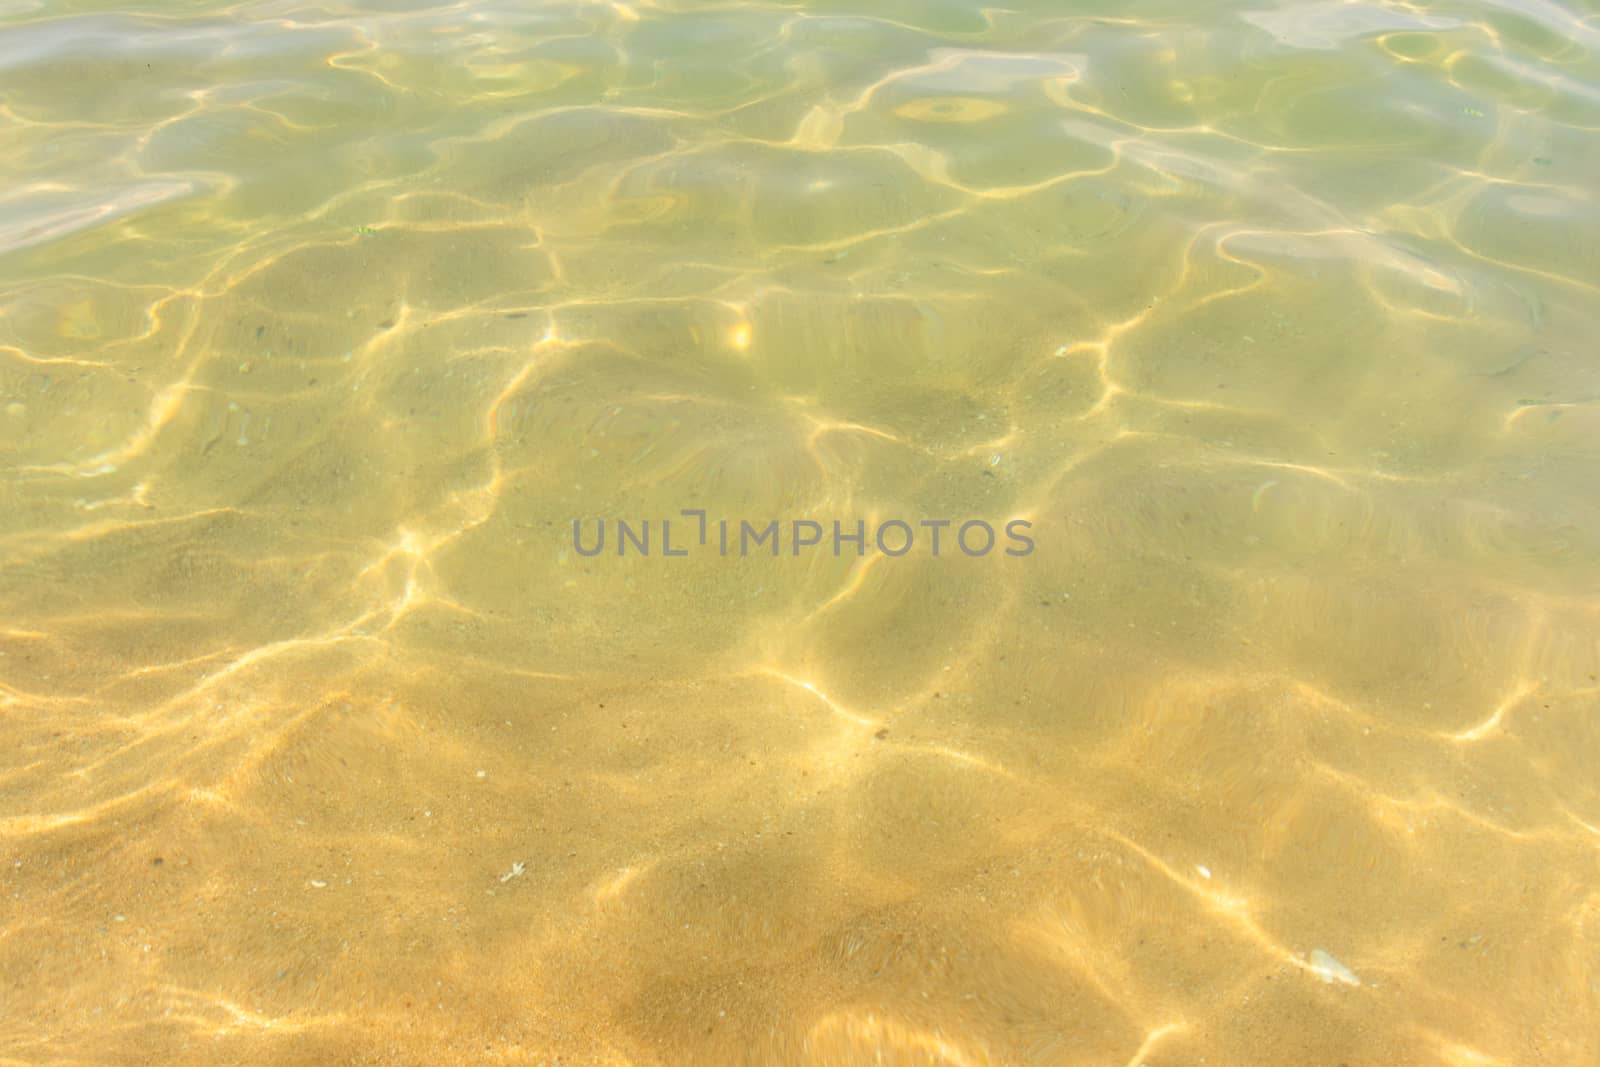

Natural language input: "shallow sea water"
[2,0,1599,1063]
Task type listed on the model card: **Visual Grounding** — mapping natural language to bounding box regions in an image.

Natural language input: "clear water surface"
[2,0,1598,1063]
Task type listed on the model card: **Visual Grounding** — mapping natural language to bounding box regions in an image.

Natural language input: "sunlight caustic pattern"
[1,0,1598,1063]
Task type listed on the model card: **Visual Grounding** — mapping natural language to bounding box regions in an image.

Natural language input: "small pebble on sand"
[1309,948,1360,986]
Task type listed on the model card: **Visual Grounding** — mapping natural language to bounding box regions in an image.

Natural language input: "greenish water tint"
[2,1,1598,1063]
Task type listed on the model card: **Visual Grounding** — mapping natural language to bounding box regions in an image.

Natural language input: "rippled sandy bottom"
[7,624,1600,1065]
[3,0,1600,1063]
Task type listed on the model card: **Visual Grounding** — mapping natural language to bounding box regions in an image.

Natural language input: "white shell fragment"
[1308,948,1361,986]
